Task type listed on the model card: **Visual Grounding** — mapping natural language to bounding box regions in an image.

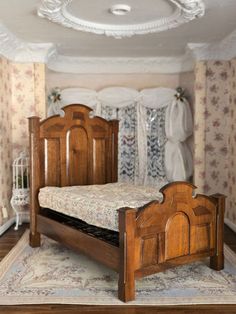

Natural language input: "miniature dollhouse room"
[0,1,236,313]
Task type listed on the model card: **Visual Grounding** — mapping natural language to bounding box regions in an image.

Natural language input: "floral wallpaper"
[228,59,236,225]
[194,60,236,227]
[0,56,46,225]
[0,57,12,224]
[11,62,46,159]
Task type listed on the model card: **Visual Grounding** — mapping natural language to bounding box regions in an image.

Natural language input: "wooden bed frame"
[29,104,225,302]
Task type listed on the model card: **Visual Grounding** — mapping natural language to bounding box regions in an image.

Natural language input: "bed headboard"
[29,104,118,195]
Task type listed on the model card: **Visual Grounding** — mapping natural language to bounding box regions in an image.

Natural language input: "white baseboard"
[0,212,30,236]
[0,217,15,236]
[225,218,236,233]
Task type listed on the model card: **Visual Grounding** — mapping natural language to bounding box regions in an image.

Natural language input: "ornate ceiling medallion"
[110,4,132,16]
[37,0,205,39]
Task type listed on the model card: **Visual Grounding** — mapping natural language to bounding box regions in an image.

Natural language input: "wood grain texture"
[165,213,190,260]
[28,104,118,247]
[134,182,222,280]
[118,208,137,302]
[29,104,119,189]
[67,126,88,185]
[28,106,225,303]
[210,194,225,270]
[37,214,119,271]
[28,116,41,248]
[1,304,236,314]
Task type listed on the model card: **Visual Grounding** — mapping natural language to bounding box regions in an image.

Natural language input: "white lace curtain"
[48,87,193,185]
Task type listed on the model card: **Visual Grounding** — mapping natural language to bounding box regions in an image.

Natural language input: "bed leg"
[118,272,135,302]
[29,232,41,247]
[29,203,41,248]
[210,194,226,271]
[118,208,136,302]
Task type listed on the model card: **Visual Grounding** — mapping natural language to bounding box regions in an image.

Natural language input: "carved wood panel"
[92,138,106,184]
[66,126,88,185]
[141,235,158,267]
[134,182,218,275]
[190,224,211,253]
[165,213,190,260]
[41,138,61,187]
[35,104,118,188]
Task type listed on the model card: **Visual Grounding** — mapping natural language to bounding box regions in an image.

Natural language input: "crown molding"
[37,0,205,39]
[188,29,236,61]
[0,22,194,73]
[0,22,56,63]
[1,20,236,74]
[47,51,195,74]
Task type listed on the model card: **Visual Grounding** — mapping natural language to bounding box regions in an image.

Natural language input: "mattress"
[38,182,164,231]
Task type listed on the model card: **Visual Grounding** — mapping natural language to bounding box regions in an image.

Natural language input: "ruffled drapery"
[48,87,193,184]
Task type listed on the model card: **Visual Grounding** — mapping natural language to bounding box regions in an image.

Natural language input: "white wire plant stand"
[10,152,30,230]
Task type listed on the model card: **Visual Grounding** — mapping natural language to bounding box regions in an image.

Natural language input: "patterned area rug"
[0,230,236,306]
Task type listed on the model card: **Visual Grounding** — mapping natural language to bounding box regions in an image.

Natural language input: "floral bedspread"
[38,182,164,231]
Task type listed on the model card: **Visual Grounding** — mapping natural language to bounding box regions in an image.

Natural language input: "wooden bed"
[28,104,225,302]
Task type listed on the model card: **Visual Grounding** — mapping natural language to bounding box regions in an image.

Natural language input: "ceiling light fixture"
[109,4,131,16]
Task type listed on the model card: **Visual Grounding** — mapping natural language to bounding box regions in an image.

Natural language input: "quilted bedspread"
[38,182,165,231]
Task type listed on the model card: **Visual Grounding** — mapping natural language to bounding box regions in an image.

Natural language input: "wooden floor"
[0,224,236,314]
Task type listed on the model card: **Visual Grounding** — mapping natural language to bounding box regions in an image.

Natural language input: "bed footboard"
[118,182,225,302]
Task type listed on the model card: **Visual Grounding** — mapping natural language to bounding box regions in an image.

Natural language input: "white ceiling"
[0,0,236,58]
[66,0,175,25]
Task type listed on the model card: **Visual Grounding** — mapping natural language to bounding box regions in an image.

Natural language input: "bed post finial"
[28,116,41,247]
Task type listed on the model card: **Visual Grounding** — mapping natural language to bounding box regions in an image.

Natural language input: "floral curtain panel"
[47,87,193,185]
[101,105,138,183]
[146,107,167,185]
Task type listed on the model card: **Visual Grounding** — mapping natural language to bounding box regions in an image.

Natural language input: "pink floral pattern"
[11,62,46,159]
[194,60,236,225]
[0,57,46,224]
[0,57,12,222]
[228,59,236,224]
